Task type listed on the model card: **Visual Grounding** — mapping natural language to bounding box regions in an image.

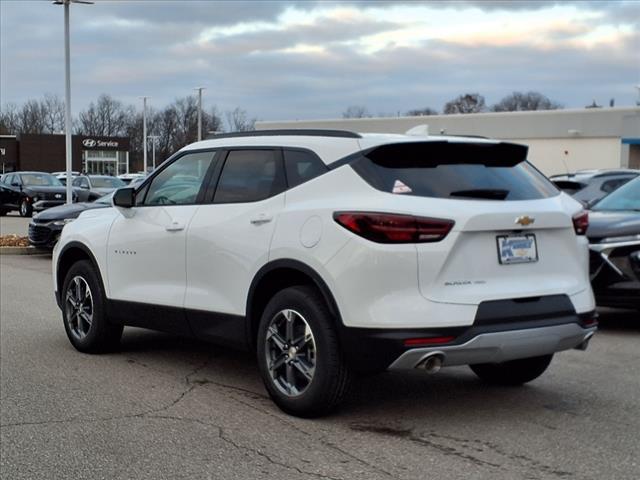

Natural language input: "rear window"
[351,142,559,201]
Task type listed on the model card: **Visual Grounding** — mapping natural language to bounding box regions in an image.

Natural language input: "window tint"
[600,178,630,194]
[214,150,285,203]
[143,151,215,205]
[284,149,327,188]
[20,173,62,187]
[351,142,558,201]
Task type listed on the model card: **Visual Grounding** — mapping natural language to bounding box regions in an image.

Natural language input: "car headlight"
[53,218,75,226]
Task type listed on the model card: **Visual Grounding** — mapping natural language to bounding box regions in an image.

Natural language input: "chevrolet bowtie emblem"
[515,215,535,226]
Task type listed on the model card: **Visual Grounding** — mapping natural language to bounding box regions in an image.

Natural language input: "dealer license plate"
[497,234,538,265]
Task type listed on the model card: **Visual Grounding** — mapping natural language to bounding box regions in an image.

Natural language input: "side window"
[5,174,14,185]
[214,149,285,203]
[143,151,215,205]
[72,177,83,187]
[600,178,628,194]
[284,149,327,188]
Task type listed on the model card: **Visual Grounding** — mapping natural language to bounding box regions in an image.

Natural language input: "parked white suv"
[53,129,597,417]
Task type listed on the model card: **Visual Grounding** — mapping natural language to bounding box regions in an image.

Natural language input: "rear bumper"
[388,323,596,370]
[338,296,598,373]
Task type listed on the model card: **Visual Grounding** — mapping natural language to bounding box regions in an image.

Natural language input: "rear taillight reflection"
[334,212,454,244]
[572,211,589,235]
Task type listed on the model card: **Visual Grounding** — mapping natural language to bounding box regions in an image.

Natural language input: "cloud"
[1,0,638,121]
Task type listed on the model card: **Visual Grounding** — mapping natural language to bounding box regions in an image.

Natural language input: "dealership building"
[0,133,130,175]
[258,107,640,175]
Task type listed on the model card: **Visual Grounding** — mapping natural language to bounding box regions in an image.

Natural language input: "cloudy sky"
[1,0,638,120]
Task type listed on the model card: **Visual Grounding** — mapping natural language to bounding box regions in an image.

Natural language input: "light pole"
[148,135,160,170]
[53,0,93,204]
[140,96,150,173]
[195,87,205,141]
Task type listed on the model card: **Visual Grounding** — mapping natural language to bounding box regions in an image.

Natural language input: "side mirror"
[113,187,135,208]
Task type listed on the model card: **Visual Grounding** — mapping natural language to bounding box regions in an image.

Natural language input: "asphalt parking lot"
[1,253,639,480]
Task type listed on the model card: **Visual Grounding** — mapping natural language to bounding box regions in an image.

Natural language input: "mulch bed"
[0,235,30,247]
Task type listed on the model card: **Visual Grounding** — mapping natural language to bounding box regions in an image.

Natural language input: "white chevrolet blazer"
[53,129,597,417]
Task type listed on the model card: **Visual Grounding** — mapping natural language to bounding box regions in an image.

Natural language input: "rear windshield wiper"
[449,189,510,200]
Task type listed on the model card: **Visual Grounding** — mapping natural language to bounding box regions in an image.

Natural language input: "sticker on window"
[392,179,412,194]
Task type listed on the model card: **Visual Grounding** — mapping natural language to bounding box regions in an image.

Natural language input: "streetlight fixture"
[139,96,150,173]
[195,87,205,141]
[147,135,160,170]
[53,0,93,204]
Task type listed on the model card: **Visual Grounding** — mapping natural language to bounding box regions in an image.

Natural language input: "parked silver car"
[72,175,126,201]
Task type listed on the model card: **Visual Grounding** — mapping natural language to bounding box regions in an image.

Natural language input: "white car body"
[53,130,596,376]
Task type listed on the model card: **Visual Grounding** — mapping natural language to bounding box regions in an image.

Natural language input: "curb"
[0,246,51,256]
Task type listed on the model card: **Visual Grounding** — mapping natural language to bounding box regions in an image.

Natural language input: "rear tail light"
[333,212,454,244]
[572,211,589,235]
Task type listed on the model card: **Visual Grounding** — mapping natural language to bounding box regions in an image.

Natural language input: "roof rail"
[205,129,362,140]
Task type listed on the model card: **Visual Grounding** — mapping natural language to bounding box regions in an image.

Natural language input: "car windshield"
[21,173,63,187]
[90,176,125,188]
[591,177,640,212]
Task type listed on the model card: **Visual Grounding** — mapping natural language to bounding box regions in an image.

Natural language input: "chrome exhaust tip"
[415,352,444,373]
[575,331,595,351]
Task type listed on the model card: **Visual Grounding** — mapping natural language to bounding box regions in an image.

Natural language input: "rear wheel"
[19,200,32,217]
[62,260,123,353]
[256,286,352,417]
[470,354,553,386]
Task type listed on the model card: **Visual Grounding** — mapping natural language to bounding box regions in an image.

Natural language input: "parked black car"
[28,194,113,248]
[0,171,80,217]
[587,177,640,311]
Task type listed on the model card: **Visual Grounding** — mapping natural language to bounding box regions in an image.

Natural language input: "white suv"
[53,129,597,417]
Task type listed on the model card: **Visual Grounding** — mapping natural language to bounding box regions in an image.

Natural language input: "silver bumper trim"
[388,323,597,370]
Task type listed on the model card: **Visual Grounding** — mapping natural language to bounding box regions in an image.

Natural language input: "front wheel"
[470,354,553,386]
[19,200,32,217]
[256,286,352,417]
[61,260,123,353]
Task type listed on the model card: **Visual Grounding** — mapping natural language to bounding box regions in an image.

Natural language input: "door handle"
[250,214,273,225]
[165,221,185,232]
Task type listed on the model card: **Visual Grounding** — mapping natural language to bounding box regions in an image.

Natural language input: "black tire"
[19,200,32,217]
[0,209,7,216]
[470,354,553,386]
[61,260,123,353]
[256,286,352,417]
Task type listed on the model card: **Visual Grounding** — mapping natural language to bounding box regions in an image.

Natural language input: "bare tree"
[0,103,20,134]
[41,93,66,133]
[76,94,131,136]
[225,107,256,132]
[492,91,562,112]
[342,105,371,118]
[406,107,438,116]
[443,93,486,114]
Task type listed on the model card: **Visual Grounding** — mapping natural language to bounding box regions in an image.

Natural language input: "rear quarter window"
[350,142,559,201]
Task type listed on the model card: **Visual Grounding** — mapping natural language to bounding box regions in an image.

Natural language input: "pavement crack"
[218,429,343,480]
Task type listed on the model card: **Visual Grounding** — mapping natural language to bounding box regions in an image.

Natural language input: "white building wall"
[507,137,621,175]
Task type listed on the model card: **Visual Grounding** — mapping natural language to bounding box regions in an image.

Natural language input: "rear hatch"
[350,140,587,305]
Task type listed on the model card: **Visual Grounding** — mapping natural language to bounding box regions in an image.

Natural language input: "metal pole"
[195,87,205,141]
[152,138,156,169]
[64,1,72,204]
[142,97,148,173]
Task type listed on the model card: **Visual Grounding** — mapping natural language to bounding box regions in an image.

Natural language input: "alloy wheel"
[264,309,316,397]
[65,276,94,340]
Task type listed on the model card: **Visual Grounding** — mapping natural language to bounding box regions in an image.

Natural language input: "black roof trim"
[206,129,362,140]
